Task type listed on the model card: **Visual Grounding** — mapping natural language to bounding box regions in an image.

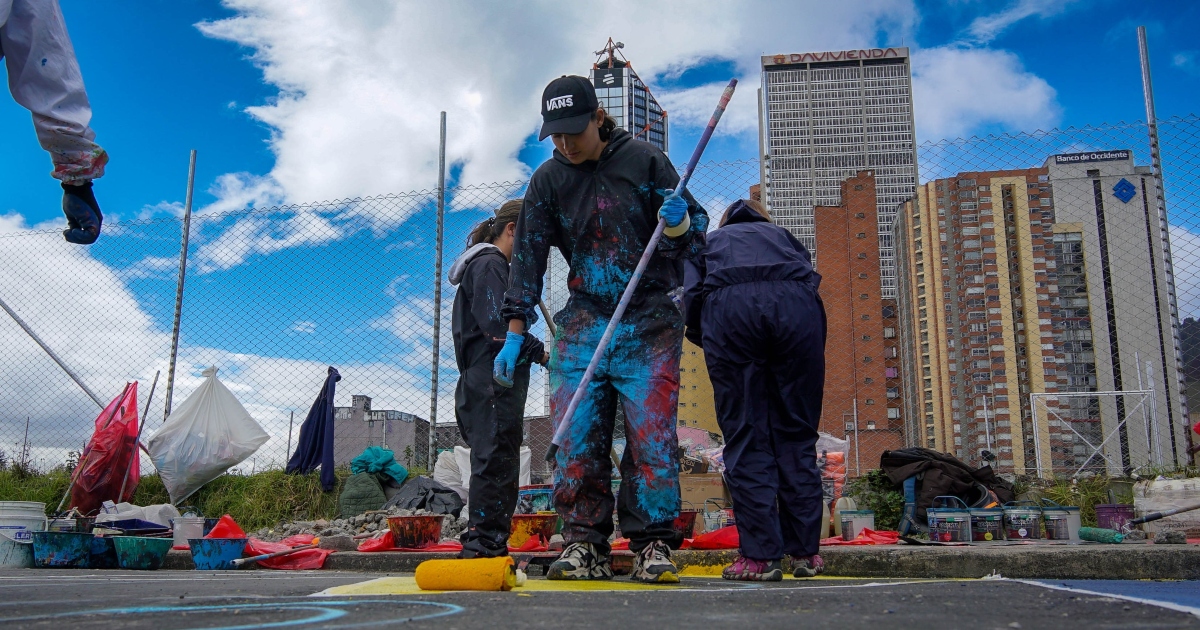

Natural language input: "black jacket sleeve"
[502,177,556,326]
[471,255,511,356]
[518,333,546,366]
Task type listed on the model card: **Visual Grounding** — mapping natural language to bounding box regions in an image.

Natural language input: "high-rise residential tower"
[759,47,917,298]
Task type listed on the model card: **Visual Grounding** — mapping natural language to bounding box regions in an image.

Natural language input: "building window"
[863,356,873,363]
[883,305,896,318]
[883,327,896,338]
[865,399,875,405]
[887,408,901,420]
[862,335,872,341]
[886,387,899,399]
[866,421,877,430]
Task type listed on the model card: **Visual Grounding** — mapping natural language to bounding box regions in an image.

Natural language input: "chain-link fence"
[2,118,1198,482]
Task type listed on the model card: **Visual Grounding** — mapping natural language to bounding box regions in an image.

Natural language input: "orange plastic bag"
[204,514,246,539]
[820,528,899,546]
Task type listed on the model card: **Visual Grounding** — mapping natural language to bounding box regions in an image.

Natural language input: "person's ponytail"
[597,108,617,142]
[466,199,524,247]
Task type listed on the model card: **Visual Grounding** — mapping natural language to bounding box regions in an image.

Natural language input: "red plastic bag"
[689,525,740,550]
[358,531,395,552]
[204,514,247,539]
[508,535,548,553]
[820,528,900,546]
[245,534,333,570]
[71,384,140,514]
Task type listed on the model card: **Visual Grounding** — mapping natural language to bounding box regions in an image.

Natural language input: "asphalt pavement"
[0,569,1195,629]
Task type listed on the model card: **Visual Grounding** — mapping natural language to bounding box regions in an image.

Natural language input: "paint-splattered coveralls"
[0,0,107,183]
[683,201,826,560]
[450,244,545,557]
[502,128,707,554]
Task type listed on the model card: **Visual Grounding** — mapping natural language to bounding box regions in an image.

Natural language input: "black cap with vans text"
[538,75,599,141]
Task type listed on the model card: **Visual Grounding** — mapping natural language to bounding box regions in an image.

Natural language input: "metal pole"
[163,150,197,421]
[851,398,860,477]
[1138,25,1193,460]
[0,296,103,408]
[982,394,993,456]
[429,112,447,469]
[118,370,159,503]
[286,411,294,458]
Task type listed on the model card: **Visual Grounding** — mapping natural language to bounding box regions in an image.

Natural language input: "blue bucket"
[188,538,246,570]
[87,536,120,569]
[31,531,93,568]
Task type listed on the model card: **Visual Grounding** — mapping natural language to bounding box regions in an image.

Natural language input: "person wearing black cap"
[496,75,708,583]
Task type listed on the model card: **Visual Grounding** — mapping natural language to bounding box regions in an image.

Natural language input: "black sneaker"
[630,540,679,583]
[546,542,613,580]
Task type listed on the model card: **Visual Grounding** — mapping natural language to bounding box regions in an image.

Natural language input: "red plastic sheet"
[820,528,900,546]
[71,384,140,514]
[245,534,333,570]
[688,526,740,550]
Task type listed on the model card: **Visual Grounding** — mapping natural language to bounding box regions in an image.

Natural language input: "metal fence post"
[1138,25,1193,462]
[163,150,197,422]
[429,112,447,469]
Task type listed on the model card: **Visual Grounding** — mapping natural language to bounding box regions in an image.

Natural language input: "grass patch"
[0,469,350,531]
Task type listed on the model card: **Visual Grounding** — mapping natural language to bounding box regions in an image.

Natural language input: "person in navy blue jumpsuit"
[683,199,826,580]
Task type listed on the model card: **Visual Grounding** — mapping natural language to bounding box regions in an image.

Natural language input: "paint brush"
[546,79,738,462]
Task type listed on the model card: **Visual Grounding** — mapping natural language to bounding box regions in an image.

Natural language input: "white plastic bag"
[95,503,181,528]
[448,445,533,512]
[147,367,269,504]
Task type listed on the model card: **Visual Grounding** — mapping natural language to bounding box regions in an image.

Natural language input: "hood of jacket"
[551,128,634,169]
[449,243,501,286]
[720,200,770,227]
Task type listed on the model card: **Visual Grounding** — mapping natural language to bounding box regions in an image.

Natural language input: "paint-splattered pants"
[455,361,529,556]
[702,280,826,560]
[549,301,683,554]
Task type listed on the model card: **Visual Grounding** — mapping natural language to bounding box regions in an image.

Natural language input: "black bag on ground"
[880,447,1016,526]
[339,472,386,517]
[381,476,465,515]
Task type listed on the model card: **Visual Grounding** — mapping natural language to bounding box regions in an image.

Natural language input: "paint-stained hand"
[493,332,524,388]
[658,189,688,228]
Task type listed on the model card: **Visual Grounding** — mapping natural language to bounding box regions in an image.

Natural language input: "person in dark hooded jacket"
[683,199,826,581]
[498,76,707,583]
[450,199,547,558]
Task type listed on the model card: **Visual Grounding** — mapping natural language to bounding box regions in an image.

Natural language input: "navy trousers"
[701,280,826,560]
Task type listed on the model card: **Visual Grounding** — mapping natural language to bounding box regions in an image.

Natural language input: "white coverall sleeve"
[0,0,106,184]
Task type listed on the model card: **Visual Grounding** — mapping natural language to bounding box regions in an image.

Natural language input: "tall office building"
[1045,150,1188,472]
[759,47,917,298]
[895,156,1188,475]
[590,39,668,152]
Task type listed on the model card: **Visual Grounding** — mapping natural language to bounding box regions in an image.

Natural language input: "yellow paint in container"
[414,556,516,591]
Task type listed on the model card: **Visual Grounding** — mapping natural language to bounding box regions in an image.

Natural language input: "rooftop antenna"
[594,38,626,68]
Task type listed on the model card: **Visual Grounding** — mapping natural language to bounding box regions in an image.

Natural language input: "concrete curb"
[162,543,1200,580]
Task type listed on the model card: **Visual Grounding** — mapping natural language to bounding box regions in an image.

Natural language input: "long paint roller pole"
[117,371,160,503]
[546,79,738,462]
[1126,501,1200,529]
[538,300,557,337]
[0,294,104,409]
[55,382,133,514]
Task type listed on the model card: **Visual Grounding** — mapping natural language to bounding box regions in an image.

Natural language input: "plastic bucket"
[0,501,46,569]
[969,508,1005,541]
[1042,505,1081,541]
[386,515,444,549]
[172,517,206,550]
[509,514,557,548]
[927,508,971,542]
[672,510,701,538]
[840,510,876,541]
[31,531,93,568]
[1095,504,1135,532]
[1003,504,1043,540]
[114,536,174,570]
[516,485,553,515]
[189,538,247,570]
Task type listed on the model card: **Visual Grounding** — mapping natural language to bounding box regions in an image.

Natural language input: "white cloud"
[656,81,759,139]
[964,0,1080,44]
[1168,225,1200,321]
[197,0,917,202]
[912,46,1061,140]
[1174,51,1199,77]
[289,320,316,334]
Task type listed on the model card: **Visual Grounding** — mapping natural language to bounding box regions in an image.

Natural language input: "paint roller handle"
[1127,501,1200,525]
[230,541,319,567]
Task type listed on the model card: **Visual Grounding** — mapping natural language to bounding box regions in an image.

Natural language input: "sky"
[1,0,1199,466]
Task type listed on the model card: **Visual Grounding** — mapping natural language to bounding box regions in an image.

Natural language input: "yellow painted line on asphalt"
[316,576,682,596]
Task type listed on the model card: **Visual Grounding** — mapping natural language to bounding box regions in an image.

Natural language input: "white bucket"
[172,517,205,549]
[0,501,47,569]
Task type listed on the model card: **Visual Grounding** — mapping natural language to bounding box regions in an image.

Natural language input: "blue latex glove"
[658,189,688,228]
[493,332,524,388]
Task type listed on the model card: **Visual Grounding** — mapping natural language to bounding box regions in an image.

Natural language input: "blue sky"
[2,1,1200,444]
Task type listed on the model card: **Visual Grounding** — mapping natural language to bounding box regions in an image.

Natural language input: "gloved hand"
[658,189,688,228]
[62,182,103,245]
[493,332,525,388]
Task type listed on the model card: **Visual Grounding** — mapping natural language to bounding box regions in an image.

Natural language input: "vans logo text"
[546,96,573,111]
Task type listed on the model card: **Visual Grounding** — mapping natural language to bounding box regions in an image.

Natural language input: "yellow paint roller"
[414,556,519,591]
